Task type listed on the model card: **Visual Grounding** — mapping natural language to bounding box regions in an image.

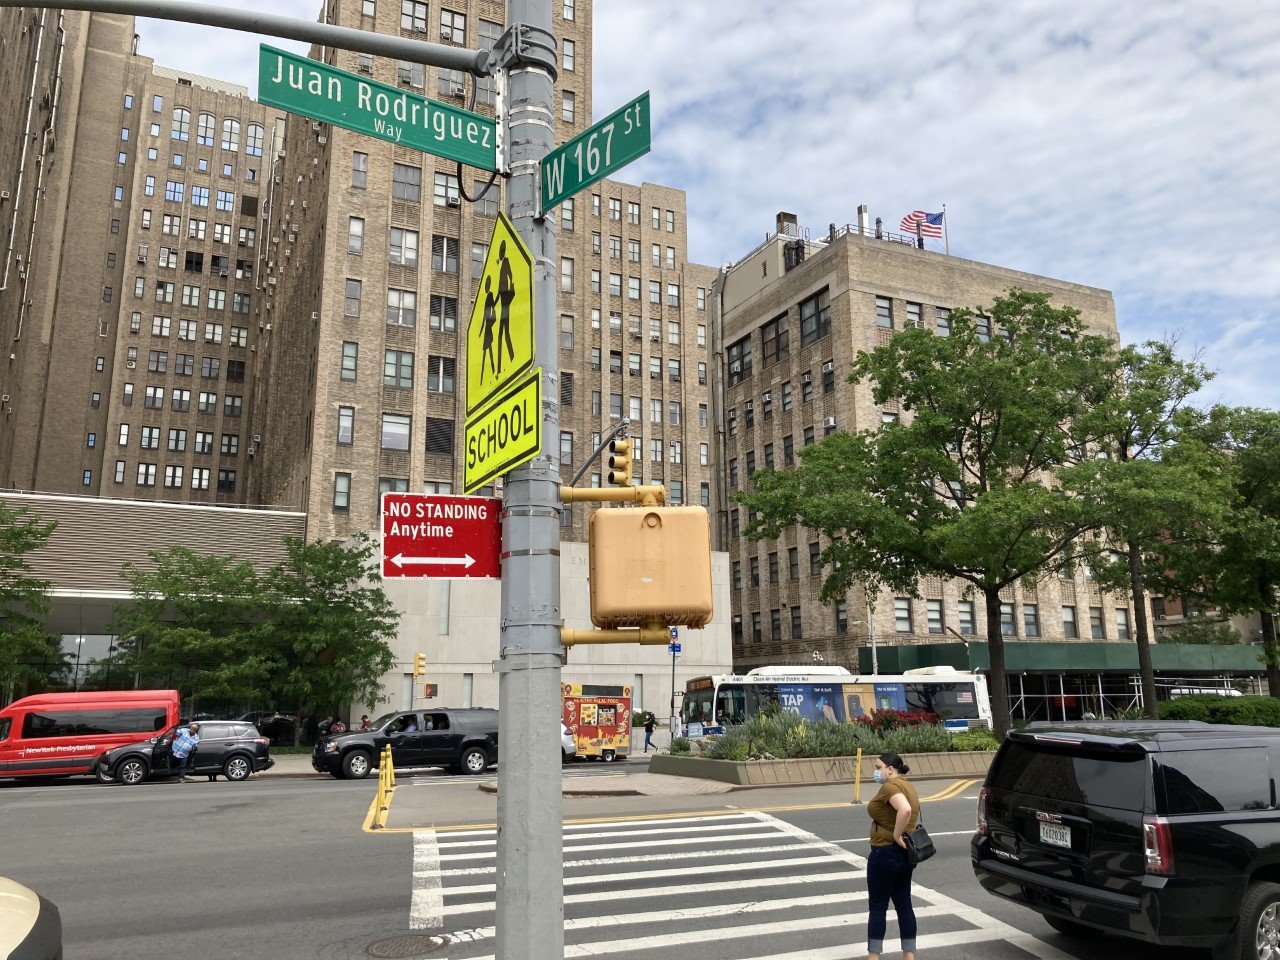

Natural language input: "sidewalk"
[259,753,321,778]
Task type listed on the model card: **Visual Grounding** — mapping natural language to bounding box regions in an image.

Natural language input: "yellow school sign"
[464,214,539,493]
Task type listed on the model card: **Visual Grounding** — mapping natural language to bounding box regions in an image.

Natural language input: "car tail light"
[1143,816,1174,875]
[977,786,990,836]
[254,737,269,746]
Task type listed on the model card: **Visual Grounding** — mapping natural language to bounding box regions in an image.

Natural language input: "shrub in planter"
[1159,695,1280,727]
[949,728,1000,752]
[669,736,691,755]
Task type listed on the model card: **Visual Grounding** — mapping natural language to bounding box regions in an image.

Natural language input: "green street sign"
[540,91,650,213]
[258,45,497,171]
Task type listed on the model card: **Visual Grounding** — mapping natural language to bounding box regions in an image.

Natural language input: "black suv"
[312,708,499,779]
[972,721,1280,960]
[96,721,274,785]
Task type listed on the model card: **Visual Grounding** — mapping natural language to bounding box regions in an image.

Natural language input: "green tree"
[741,289,1118,739]
[261,535,399,745]
[1161,618,1242,646]
[0,501,64,703]
[112,547,278,712]
[1073,341,1224,717]
[1151,406,1280,694]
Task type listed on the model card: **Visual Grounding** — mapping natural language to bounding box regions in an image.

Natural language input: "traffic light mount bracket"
[559,484,666,506]
[561,620,671,647]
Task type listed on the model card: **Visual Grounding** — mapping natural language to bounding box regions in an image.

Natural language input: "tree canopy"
[741,289,1125,739]
[0,501,64,702]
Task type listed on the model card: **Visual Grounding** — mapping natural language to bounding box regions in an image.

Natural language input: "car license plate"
[1039,821,1071,848]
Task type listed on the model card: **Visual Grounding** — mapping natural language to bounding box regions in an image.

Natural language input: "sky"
[137,1,1280,408]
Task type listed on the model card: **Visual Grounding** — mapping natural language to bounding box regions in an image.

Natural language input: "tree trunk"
[984,587,1011,741]
[292,715,302,749]
[1128,538,1159,719]
[1261,606,1280,698]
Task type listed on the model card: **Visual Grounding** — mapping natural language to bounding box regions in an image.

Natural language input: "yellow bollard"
[852,747,863,805]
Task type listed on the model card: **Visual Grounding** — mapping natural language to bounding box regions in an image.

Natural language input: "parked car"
[96,720,274,785]
[561,722,576,762]
[0,876,61,960]
[972,720,1280,960]
[312,708,499,779]
[0,689,177,782]
[237,711,298,744]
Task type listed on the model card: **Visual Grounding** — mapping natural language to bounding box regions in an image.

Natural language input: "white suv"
[560,723,575,762]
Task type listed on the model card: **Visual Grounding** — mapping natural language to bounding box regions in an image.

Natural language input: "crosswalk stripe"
[434,839,831,876]
[440,869,868,916]
[409,831,444,930]
[438,829,794,861]
[436,819,774,848]
[434,811,755,838]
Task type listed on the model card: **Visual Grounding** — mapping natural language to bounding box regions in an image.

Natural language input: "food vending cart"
[562,683,632,762]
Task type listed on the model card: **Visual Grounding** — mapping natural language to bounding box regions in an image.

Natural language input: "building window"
[171,107,190,141]
[562,38,575,71]
[429,295,456,331]
[338,406,355,445]
[894,598,913,633]
[561,90,575,123]
[137,463,156,487]
[392,162,421,201]
[220,433,239,456]
[799,288,831,346]
[761,313,789,366]
[381,413,411,450]
[333,472,351,510]
[473,179,498,217]
[1062,606,1078,639]
[348,217,365,255]
[562,0,574,20]
[1000,603,1016,637]
[927,599,944,635]
[424,418,453,456]
[770,609,782,642]
[190,467,209,490]
[905,302,922,329]
[1115,608,1131,640]
[430,235,457,273]
[1024,604,1041,638]
[727,336,752,386]
[383,349,414,388]
[223,395,242,418]
[876,296,893,329]
[390,227,419,266]
[341,341,358,380]
[560,258,574,292]
[427,355,456,394]
[433,171,460,205]
[351,151,368,188]
[387,289,417,326]
[560,314,574,351]
[344,280,362,317]
[954,600,974,635]
[1090,606,1106,639]
[935,307,951,336]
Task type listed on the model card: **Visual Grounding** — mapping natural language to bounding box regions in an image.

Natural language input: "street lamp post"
[73,637,85,690]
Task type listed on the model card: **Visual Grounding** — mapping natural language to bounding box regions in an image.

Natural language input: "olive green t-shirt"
[867,776,920,847]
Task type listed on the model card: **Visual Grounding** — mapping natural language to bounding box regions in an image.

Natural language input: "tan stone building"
[712,212,1128,673]
[247,0,719,546]
[1,12,284,503]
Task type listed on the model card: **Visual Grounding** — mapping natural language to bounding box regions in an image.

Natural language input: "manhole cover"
[365,935,447,958]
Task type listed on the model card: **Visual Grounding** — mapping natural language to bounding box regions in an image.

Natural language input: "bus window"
[749,684,781,715]
[904,683,980,720]
[682,688,713,724]
[716,685,748,725]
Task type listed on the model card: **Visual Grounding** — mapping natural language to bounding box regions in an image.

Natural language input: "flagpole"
[942,204,950,256]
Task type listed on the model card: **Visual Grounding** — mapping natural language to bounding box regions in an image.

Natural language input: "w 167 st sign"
[380,493,501,580]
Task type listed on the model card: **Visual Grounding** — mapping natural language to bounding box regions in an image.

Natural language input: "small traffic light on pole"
[413,652,427,680]
[607,439,632,486]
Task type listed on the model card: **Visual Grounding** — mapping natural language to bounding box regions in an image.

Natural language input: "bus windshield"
[682,688,714,725]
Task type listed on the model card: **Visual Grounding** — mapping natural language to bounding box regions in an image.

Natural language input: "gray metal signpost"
[0,1,566,956]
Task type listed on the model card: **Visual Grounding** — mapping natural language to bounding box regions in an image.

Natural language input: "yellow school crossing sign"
[464,214,539,493]
[466,214,534,416]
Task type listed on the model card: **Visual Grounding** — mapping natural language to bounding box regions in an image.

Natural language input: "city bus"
[681,666,991,735]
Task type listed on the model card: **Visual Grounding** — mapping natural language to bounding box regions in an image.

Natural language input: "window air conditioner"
[219,268,228,277]
[824,417,837,428]
[357,63,371,75]
[137,254,147,263]
[247,447,255,457]
[745,401,753,411]
[762,391,772,402]
[310,312,318,321]
[317,136,327,146]
[253,435,262,443]
[445,196,461,207]
[822,361,834,373]
[0,394,9,403]
[448,82,464,97]
[126,360,136,368]
[264,323,272,331]
[310,122,321,133]
[650,333,660,341]
[801,372,812,383]
[670,374,680,382]
[730,362,741,373]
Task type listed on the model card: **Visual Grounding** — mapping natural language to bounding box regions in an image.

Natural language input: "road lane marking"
[409,830,444,929]
[434,840,828,876]
[434,819,774,848]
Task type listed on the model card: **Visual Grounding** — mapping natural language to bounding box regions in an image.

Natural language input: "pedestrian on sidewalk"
[643,713,656,752]
[865,752,920,960]
[359,714,372,731]
[171,723,201,784]
[329,714,347,734]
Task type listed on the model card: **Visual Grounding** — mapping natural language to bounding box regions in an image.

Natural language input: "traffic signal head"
[413,652,427,679]
[607,439,632,486]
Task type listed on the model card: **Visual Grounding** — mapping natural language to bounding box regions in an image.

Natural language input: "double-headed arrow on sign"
[388,553,476,570]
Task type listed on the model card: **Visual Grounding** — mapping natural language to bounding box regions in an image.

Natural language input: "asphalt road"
[0,772,1211,960]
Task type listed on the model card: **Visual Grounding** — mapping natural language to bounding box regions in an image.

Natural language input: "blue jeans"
[173,753,190,781]
[643,730,654,751]
[867,843,916,954]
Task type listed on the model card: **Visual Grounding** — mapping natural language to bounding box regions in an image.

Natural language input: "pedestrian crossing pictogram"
[466,213,534,417]
[405,811,1077,959]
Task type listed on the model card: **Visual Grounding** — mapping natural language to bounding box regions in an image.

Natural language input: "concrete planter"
[649,750,996,786]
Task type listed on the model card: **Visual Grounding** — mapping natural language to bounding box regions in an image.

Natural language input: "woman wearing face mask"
[866,752,920,960]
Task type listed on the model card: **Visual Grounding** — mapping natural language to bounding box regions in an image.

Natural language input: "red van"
[0,690,179,781]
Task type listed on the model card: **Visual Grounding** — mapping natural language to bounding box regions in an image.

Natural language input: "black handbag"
[903,820,935,864]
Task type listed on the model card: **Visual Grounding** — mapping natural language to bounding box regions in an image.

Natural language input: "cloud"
[135,0,1280,407]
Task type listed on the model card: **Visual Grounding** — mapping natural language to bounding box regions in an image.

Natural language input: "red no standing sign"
[380,493,502,580]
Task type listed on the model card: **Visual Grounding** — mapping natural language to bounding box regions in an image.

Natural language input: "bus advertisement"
[681,666,989,736]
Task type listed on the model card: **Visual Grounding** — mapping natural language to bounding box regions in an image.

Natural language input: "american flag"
[899,210,944,238]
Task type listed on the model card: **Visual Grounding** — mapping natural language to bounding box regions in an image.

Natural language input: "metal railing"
[370,744,396,830]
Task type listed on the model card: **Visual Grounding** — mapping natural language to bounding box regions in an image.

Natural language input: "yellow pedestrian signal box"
[413,652,427,680]
[607,439,632,486]
[588,505,714,629]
